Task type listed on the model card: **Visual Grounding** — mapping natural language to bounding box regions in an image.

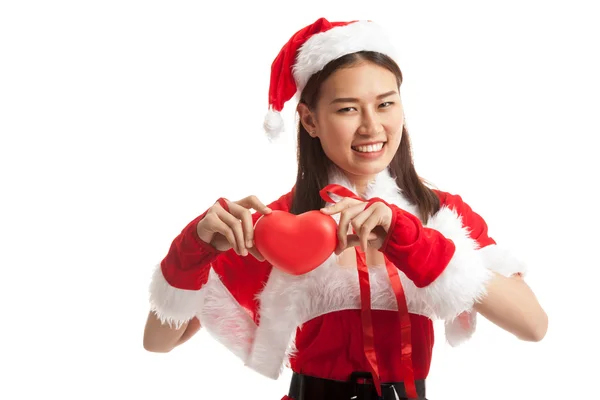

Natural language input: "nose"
[357,109,383,136]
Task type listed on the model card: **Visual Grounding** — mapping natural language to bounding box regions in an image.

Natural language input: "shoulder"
[270,189,294,211]
[432,189,472,215]
[249,189,294,224]
[432,189,490,223]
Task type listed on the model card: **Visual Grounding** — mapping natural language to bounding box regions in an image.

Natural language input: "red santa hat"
[263,18,401,140]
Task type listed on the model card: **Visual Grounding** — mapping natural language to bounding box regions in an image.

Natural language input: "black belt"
[288,371,427,400]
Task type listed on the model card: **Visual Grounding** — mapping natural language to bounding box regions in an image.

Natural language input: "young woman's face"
[299,61,404,183]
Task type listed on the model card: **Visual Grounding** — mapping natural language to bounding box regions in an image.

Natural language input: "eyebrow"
[329,90,398,105]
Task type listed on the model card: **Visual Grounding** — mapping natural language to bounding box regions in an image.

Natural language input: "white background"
[1,1,598,399]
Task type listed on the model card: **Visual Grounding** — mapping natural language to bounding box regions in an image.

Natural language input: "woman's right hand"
[196,195,272,261]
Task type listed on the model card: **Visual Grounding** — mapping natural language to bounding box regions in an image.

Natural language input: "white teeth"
[353,143,384,153]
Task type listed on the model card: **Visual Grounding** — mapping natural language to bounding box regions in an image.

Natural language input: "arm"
[144,210,220,352]
[475,273,548,342]
[143,312,202,353]
[379,200,494,321]
[385,191,545,344]
[443,194,547,342]
[323,193,491,320]
[144,194,288,353]
[380,192,538,339]
[325,191,543,344]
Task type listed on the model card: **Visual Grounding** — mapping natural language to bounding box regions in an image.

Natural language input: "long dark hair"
[290,51,440,222]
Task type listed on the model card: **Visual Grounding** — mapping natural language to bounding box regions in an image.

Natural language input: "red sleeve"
[160,209,221,291]
[379,202,456,288]
[375,191,497,288]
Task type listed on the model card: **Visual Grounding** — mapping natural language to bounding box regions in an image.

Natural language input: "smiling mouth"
[351,143,386,153]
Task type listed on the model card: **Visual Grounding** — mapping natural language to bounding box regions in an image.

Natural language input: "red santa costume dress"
[148,18,526,400]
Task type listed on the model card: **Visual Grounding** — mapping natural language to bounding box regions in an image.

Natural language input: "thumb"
[248,246,265,262]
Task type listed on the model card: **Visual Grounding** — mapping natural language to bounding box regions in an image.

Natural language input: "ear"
[297,103,318,137]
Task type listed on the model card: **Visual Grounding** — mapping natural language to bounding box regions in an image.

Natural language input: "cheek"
[385,126,403,155]
[391,113,404,132]
[390,116,404,142]
[319,117,354,148]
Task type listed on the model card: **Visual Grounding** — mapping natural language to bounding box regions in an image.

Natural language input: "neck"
[328,165,378,198]
[325,164,419,218]
[346,173,375,198]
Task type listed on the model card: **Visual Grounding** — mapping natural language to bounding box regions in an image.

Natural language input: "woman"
[143,18,547,400]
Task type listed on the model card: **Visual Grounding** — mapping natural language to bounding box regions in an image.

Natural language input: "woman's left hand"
[320,198,393,254]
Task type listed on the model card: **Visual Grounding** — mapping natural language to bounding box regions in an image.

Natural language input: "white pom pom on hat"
[263,17,401,141]
[263,108,285,141]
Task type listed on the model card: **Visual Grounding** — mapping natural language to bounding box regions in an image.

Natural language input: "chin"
[344,162,389,178]
[328,150,394,180]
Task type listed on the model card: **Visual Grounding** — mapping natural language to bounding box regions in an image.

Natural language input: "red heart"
[254,210,338,275]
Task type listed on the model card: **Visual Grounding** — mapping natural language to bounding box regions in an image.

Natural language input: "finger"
[346,232,378,249]
[248,246,265,262]
[320,197,362,215]
[350,206,377,252]
[320,200,344,215]
[227,202,255,248]
[336,203,367,254]
[208,215,239,254]
[336,206,353,253]
[335,218,351,255]
[236,195,272,214]
[359,212,382,252]
[215,207,247,256]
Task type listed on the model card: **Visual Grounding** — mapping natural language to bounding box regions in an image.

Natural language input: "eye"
[379,101,394,108]
[337,107,357,113]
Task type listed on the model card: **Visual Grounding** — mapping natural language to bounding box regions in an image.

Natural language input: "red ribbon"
[320,184,418,399]
[386,263,418,398]
[355,246,383,396]
[320,184,363,203]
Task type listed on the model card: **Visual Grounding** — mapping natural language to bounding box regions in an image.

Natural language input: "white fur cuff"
[444,244,528,346]
[419,206,494,320]
[478,244,528,278]
[148,264,205,329]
